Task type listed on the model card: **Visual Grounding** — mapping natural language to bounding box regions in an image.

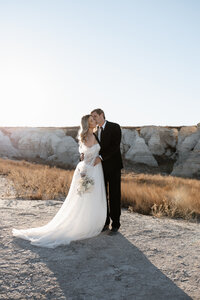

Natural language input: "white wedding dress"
[12,143,107,248]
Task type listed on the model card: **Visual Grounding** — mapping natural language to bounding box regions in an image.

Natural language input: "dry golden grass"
[0,158,73,200]
[122,173,200,220]
[0,158,199,220]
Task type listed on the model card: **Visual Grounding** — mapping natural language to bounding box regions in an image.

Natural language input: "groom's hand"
[94,157,101,166]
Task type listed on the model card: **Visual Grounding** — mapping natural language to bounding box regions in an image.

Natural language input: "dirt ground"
[0,196,199,299]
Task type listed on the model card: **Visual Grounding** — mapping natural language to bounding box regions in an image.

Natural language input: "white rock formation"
[1,128,79,168]
[171,149,200,178]
[177,126,197,146]
[140,126,178,156]
[120,129,138,154]
[0,131,19,158]
[1,125,200,177]
[121,129,158,167]
[171,126,200,177]
[47,136,79,167]
[175,127,199,162]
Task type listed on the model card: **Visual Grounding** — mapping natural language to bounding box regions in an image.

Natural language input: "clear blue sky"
[0,0,199,127]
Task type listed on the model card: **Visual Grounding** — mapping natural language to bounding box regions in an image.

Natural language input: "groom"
[91,108,123,234]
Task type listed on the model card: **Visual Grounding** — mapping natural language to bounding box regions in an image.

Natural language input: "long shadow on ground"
[11,232,191,300]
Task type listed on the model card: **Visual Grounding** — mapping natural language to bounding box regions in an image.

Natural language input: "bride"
[12,115,107,248]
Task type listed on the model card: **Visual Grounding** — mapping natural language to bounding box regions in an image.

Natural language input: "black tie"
[100,126,103,141]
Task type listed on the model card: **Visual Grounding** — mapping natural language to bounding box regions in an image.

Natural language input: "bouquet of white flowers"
[77,174,94,196]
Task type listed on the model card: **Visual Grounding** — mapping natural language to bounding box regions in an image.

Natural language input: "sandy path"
[0,198,199,299]
[0,175,17,199]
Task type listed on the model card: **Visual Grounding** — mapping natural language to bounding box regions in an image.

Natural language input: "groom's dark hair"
[91,108,105,119]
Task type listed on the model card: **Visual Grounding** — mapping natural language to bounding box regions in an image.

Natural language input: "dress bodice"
[79,143,100,166]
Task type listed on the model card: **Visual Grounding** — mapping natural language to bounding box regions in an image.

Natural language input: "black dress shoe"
[108,227,119,235]
[111,227,119,232]
[101,225,109,232]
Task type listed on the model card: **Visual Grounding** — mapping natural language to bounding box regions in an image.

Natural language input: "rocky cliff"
[1,125,200,178]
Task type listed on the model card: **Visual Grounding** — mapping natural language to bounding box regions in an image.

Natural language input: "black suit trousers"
[103,168,121,229]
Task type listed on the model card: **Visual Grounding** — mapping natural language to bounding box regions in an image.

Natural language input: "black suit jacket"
[94,121,123,173]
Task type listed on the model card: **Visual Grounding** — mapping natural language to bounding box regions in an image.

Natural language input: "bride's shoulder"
[78,141,85,150]
[79,141,85,147]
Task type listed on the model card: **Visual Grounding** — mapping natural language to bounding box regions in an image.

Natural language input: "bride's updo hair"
[77,114,91,144]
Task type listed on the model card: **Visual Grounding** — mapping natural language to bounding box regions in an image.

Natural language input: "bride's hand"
[94,157,101,166]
